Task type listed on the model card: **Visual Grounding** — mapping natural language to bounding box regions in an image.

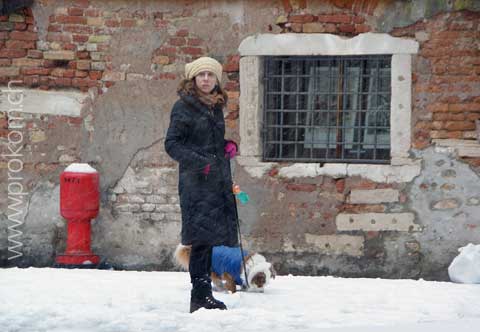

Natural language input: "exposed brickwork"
[276,11,373,36]
[391,11,480,151]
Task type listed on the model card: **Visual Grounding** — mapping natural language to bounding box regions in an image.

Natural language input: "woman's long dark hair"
[177,79,228,107]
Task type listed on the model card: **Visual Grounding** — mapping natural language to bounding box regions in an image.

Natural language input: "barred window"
[263,55,392,164]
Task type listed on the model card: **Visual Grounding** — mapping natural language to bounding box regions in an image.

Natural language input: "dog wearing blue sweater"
[175,244,275,293]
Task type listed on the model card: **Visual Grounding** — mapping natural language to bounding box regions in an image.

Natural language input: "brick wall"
[1,0,479,277]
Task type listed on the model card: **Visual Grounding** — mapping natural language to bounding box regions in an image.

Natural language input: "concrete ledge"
[336,212,420,232]
[239,33,419,56]
[0,87,88,117]
[237,156,421,183]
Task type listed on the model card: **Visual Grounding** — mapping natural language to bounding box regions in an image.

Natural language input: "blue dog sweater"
[212,246,249,286]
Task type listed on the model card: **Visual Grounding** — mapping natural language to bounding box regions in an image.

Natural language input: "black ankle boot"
[190,277,227,313]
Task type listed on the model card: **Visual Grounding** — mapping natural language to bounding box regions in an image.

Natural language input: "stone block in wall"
[433,139,480,157]
[0,66,20,76]
[336,213,420,232]
[349,189,400,204]
[304,234,364,257]
[43,51,75,60]
[88,35,110,43]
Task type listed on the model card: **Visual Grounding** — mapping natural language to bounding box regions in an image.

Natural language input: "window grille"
[263,55,392,164]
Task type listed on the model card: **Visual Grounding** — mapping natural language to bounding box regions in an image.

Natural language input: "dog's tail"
[173,244,191,271]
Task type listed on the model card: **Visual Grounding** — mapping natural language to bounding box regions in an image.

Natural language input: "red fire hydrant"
[56,163,100,266]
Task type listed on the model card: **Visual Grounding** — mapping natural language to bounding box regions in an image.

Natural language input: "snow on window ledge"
[237,33,421,183]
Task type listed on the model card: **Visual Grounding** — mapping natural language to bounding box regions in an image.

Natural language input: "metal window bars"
[262,55,392,164]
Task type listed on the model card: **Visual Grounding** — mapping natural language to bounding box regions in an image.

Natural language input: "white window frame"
[237,33,421,183]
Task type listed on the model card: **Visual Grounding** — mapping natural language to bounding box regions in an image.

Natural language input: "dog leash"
[235,210,250,289]
[231,159,250,289]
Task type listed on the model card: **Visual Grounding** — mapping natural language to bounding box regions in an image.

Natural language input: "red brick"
[169,37,186,46]
[48,25,62,32]
[187,38,202,46]
[427,103,448,112]
[466,113,480,121]
[10,31,37,41]
[446,131,463,139]
[0,31,8,39]
[25,16,34,24]
[338,24,355,34]
[73,34,89,43]
[153,19,168,28]
[449,103,480,112]
[14,23,27,31]
[430,130,449,139]
[0,49,27,58]
[0,59,11,66]
[156,47,176,56]
[227,102,239,112]
[105,19,120,27]
[85,9,100,17]
[288,14,315,23]
[317,14,351,24]
[355,24,371,33]
[73,0,90,8]
[72,77,96,87]
[352,16,365,24]
[444,121,476,131]
[63,69,76,78]
[0,15,8,22]
[223,55,239,72]
[282,0,293,13]
[341,204,385,213]
[347,178,377,190]
[89,70,102,80]
[51,67,75,77]
[23,75,39,86]
[432,113,465,121]
[64,25,92,34]
[56,15,87,25]
[76,51,89,59]
[47,33,71,42]
[224,81,239,91]
[5,40,35,49]
[68,8,84,16]
[176,29,189,37]
[50,77,72,87]
[75,70,88,78]
[21,67,51,75]
[64,43,77,51]
[121,19,136,28]
[286,183,317,192]
[181,47,202,55]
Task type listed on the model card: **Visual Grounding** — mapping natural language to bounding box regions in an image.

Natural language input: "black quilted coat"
[164,92,239,247]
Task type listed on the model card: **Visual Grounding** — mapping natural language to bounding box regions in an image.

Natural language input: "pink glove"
[202,164,211,175]
[224,141,238,159]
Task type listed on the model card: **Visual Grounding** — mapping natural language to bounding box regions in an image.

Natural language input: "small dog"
[174,244,275,293]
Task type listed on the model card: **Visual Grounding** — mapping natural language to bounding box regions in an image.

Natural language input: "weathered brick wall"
[1,0,479,278]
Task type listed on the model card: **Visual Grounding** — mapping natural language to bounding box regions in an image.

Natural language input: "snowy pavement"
[1,267,480,332]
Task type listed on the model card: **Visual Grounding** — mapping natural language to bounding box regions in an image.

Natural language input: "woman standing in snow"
[164,57,239,313]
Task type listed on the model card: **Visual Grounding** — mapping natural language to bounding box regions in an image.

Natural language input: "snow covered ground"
[1,267,480,332]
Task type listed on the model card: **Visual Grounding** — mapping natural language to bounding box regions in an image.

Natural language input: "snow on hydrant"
[55,163,100,267]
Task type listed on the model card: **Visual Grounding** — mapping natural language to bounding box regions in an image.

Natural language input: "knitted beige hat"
[185,57,222,82]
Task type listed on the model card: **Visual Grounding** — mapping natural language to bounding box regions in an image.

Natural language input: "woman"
[164,57,239,313]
